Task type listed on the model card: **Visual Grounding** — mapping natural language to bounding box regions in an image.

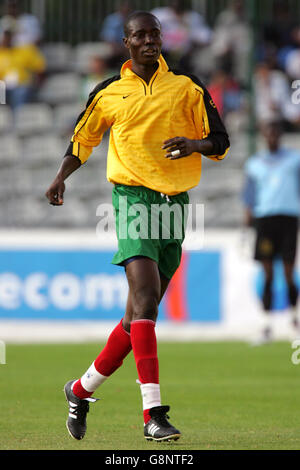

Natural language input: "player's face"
[263,124,281,151]
[124,16,162,66]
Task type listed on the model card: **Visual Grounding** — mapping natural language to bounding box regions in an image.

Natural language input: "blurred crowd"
[0,0,299,231]
[1,0,300,133]
[0,0,44,110]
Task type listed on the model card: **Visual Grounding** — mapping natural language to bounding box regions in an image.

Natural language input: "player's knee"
[122,318,131,333]
[131,289,159,322]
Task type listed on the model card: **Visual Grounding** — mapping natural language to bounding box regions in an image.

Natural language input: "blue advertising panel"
[0,250,221,322]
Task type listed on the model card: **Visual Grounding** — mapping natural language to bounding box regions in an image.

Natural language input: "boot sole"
[145,433,181,442]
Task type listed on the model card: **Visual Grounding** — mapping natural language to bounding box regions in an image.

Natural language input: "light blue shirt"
[243,147,300,218]
[100,13,125,44]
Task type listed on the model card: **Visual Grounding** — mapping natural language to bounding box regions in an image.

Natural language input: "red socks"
[72,319,132,399]
[72,318,161,425]
[130,319,160,424]
[130,319,159,384]
[93,319,132,376]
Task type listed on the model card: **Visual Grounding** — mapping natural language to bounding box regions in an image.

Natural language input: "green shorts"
[112,184,189,280]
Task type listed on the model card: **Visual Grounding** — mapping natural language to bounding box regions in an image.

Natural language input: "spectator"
[211,0,251,86]
[207,68,245,133]
[100,0,134,68]
[263,1,298,52]
[261,1,300,71]
[151,0,211,66]
[282,27,300,80]
[285,50,300,81]
[0,0,42,46]
[254,60,300,128]
[208,69,243,119]
[0,26,45,110]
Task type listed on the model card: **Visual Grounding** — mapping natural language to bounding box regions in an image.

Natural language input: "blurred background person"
[242,121,300,344]
[261,0,298,69]
[0,25,45,110]
[0,0,42,46]
[254,60,300,130]
[80,55,114,102]
[281,26,300,82]
[100,0,134,68]
[151,0,211,68]
[207,68,245,133]
[210,0,251,87]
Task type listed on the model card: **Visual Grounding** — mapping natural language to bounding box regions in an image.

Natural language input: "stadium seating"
[0,135,21,166]
[53,103,82,137]
[0,105,13,135]
[22,136,64,172]
[44,196,91,228]
[0,168,14,199]
[38,73,81,105]
[74,42,113,74]
[16,196,49,227]
[14,103,53,136]
[41,43,73,72]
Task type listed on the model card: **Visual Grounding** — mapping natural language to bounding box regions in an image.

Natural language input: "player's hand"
[45,178,65,206]
[162,137,198,159]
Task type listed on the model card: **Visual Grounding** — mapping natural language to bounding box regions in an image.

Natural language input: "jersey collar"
[120,54,169,78]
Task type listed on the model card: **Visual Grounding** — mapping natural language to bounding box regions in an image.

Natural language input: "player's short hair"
[123,11,161,38]
[261,119,283,135]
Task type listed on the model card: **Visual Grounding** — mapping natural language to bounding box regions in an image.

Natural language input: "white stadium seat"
[23,135,64,167]
[14,103,53,136]
[38,73,81,105]
[74,42,113,74]
[0,105,14,134]
[0,135,21,166]
[53,103,82,136]
[41,43,73,72]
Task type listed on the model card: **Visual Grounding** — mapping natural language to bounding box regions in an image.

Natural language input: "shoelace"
[70,400,90,422]
[153,412,171,428]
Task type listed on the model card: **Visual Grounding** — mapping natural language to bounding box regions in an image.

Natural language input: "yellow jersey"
[66,55,229,195]
[0,44,45,86]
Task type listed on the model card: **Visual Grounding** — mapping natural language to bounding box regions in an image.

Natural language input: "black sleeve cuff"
[203,133,230,156]
[64,142,75,157]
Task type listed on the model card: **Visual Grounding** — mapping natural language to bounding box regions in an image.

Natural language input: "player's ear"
[123,37,129,49]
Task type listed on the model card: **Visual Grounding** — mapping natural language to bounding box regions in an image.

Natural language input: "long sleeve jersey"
[66,55,230,195]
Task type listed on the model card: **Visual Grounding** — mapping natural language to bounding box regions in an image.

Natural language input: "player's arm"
[45,81,111,206]
[163,83,230,160]
[244,207,253,227]
[242,173,256,227]
[45,155,81,206]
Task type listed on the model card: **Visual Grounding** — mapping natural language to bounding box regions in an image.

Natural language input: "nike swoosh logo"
[123,95,130,99]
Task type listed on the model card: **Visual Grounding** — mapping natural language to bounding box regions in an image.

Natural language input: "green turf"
[0,341,299,450]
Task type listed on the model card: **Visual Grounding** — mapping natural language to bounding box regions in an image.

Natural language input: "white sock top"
[140,383,161,410]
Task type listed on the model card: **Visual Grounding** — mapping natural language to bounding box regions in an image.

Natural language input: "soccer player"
[243,121,300,343]
[45,11,230,442]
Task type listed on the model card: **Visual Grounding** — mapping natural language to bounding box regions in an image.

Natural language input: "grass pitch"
[0,341,300,450]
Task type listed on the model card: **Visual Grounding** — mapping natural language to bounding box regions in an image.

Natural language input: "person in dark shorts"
[243,121,300,342]
[45,11,229,441]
